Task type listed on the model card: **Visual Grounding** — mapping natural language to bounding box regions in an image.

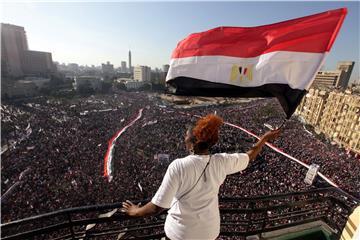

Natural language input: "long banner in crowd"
[104,107,339,188]
[224,121,339,188]
[104,109,143,182]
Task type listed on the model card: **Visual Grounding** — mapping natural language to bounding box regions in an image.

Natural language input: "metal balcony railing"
[1,187,359,240]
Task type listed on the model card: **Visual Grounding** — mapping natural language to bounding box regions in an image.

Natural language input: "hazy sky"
[2,1,359,83]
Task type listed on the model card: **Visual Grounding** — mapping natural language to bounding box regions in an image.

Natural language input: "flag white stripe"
[167,51,327,90]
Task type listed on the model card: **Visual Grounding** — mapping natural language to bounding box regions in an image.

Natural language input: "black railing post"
[261,199,269,232]
[67,213,76,240]
[246,201,255,233]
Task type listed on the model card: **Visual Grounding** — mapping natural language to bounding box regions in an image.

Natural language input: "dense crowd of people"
[1,92,359,234]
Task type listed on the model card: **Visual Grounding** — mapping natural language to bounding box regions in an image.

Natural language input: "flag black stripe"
[167,77,306,119]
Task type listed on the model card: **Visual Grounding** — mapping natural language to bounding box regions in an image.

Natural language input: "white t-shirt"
[151,153,249,240]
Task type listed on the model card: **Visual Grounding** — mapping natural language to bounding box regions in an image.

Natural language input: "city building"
[296,88,360,153]
[161,64,170,85]
[74,76,101,91]
[312,70,344,88]
[151,69,162,85]
[23,77,51,89]
[1,23,56,78]
[162,64,170,73]
[101,61,115,80]
[317,91,360,152]
[23,50,55,76]
[121,61,127,73]
[115,77,132,83]
[67,63,79,73]
[3,80,38,98]
[133,65,151,82]
[1,77,50,99]
[296,89,328,126]
[82,66,99,76]
[125,81,146,90]
[114,78,146,90]
[56,63,95,77]
[116,72,132,79]
[1,23,28,77]
[311,61,355,89]
[336,61,355,88]
[128,50,132,73]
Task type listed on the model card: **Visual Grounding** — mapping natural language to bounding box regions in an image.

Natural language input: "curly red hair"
[192,114,223,150]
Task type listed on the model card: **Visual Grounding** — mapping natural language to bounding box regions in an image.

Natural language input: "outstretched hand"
[263,128,281,141]
[121,200,141,216]
[247,128,282,161]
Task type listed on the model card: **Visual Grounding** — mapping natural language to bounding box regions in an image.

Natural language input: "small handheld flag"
[166,8,347,118]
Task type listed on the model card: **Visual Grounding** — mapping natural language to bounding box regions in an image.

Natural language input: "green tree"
[100,81,112,93]
[78,80,95,96]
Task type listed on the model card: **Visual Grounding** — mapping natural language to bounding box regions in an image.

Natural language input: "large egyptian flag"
[166,8,347,118]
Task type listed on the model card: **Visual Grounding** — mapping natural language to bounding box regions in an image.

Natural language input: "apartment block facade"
[296,89,360,153]
[133,65,151,82]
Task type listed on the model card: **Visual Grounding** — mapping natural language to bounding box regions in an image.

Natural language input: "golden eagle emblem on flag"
[230,64,254,82]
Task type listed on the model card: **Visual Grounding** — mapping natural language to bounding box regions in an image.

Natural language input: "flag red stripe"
[326,8,347,51]
[171,8,347,59]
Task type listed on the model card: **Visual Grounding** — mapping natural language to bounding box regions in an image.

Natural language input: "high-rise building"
[160,64,170,86]
[128,50,132,73]
[133,65,151,82]
[312,70,344,88]
[162,64,170,73]
[121,61,127,73]
[312,61,355,89]
[23,50,54,76]
[1,23,55,78]
[102,61,114,72]
[1,23,29,77]
[336,61,355,88]
[102,61,115,80]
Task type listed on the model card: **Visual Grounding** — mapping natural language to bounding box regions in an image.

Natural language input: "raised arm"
[246,129,281,161]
